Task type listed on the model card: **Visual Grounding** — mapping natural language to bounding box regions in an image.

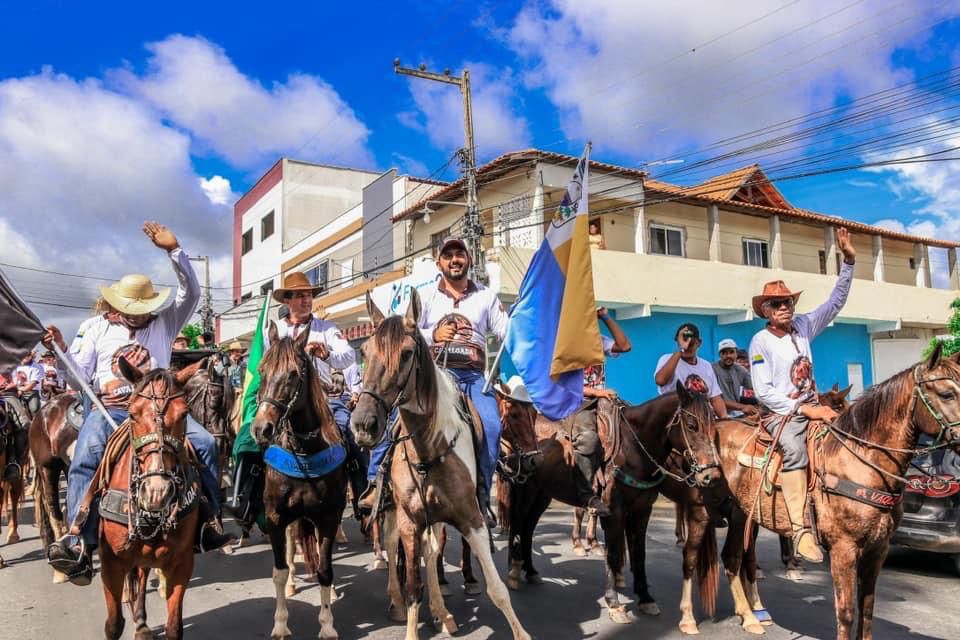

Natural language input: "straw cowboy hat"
[100,274,170,315]
[273,271,323,304]
[494,375,533,404]
[752,280,802,317]
[227,341,244,352]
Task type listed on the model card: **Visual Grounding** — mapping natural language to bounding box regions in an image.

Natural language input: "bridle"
[626,403,722,487]
[497,402,541,485]
[186,372,227,439]
[257,351,329,453]
[357,331,424,440]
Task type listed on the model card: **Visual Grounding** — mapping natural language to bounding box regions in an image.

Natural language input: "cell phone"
[683,331,694,340]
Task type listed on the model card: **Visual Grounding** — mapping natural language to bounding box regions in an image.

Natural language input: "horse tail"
[295,519,321,577]
[696,521,720,619]
[496,472,512,537]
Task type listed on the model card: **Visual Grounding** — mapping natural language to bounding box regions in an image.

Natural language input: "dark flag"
[0,267,45,375]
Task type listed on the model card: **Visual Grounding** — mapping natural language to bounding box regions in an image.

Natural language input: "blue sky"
[2,0,960,332]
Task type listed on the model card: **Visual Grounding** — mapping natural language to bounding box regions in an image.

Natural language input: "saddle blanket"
[264,443,346,479]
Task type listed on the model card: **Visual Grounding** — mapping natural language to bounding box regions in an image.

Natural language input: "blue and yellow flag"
[503,144,603,420]
[232,294,270,459]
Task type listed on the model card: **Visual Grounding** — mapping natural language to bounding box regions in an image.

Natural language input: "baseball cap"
[718,338,738,352]
[438,237,469,254]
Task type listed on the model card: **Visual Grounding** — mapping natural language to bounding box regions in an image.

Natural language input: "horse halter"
[912,365,960,446]
[257,355,306,441]
[628,403,720,487]
[358,333,423,428]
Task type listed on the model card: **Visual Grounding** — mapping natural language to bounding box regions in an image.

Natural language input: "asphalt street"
[1,497,958,639]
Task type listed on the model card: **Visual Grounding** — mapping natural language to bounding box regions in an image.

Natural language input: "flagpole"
[52,343,120,432]
[482,339,507,395]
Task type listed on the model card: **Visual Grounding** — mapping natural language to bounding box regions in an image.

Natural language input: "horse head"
[494,380,538,454]
[121,357,198,513]
[671,382,724,488]
[351,288,435,448]
[818,383,853,413]
[184,357,231,438]
[912,343,960,450]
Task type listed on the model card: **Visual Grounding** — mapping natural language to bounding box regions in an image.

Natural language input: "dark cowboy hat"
[273,271,323,304]
[752,280,802,317]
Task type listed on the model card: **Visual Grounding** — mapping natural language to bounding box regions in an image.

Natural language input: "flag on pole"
[0,267,45,374]
[232,294,271,459]
[503,144,603,420]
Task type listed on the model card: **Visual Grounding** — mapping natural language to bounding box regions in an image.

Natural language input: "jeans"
[766,414,809,471]
[66,407,220,547]
[367,409,396,483]
[449,368,500,493]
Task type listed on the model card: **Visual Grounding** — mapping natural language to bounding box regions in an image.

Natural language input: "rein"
[623,403,721,488]
[258,353,326,453]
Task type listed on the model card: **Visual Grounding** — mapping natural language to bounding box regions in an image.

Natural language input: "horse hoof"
[572,545,587,557]
[285,584,296,598]
[372,558,387,571]
[433,613,457,634]
[608,606,631,625]
[6,531,19,544]
[637,602,660,616]
[134,629,154,640]
[270,625,292,640]
[615,575,626,588]
[678,622,700,635]
[507,576,521,591]
[52,570,69,584]
[743,622,765,635]
[220,543,234,556]
[590,544,604,556]
[784,568,803,582]
[463,580,483,596]
[388,603,407,622]
[525,573,543,585]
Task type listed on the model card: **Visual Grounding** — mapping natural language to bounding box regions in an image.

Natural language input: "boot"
[224,452,263,529]
[357,480,378,516]
[780,470,823,563]
[574,452,611,518]
[47,536,94,586]
[476,479,497,529]
[194,498,236,553]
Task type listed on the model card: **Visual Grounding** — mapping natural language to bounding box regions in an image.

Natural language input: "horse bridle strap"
[913,366,960,445]
[132,431,185,455]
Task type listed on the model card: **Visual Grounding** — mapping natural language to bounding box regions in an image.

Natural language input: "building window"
[650,224,684,257]
[741,238,769,268]
[241,229,253,255]
[909,257,917,270]
[240,292,252,302]
[818,249,842,274]
[261,211,275,241]
[260,281,274,296]
[305,261,329,293]
[431,227,452,257]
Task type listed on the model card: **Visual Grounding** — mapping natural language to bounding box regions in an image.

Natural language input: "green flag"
[232,295,270,459]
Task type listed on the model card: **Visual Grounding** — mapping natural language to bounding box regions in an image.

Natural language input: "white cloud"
[504,1,955,158]
[112,34,374,170]
[392,152,429,178]
[400,62,531,159]
[199,175,237,205]
[845,178,877,189]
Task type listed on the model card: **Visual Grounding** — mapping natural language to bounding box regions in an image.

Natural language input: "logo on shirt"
[789,355,815,400]
[684,374,709,395]
[752,354,765,365]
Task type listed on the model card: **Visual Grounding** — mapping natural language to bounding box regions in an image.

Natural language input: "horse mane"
[370,315,439,430]
[133,368,176,397]
[260,336,341,445]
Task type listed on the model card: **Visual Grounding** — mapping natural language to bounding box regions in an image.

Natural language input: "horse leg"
[462,525,531,640]
[601,504,630,624]
[424,524,457,634]
[384,510,406,622]
[856,547,887,640]
[372,516,388,570]
[163,557,193,640]
[461,535,481,595]
[400,524,423,640]
[130,567,151,640]
[284,524,297,597]
[675,501,686,546]
[572,507,587,556]
[5,477,21,544]
[522,500,547,584]
[720,516,764,635]
[628,505,660,616]
[829,542,860,640]
[315,523,339,640]
[742,534,773,627]
[99,550,126,640]
[679,508,702,635]
[435,524,451,597]
[267,522,293,639]
[587,510,602,555]
[780,534,802,581]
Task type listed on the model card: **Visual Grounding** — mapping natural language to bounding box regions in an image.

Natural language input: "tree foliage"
[922,298,960,358]
[181,323,202,350]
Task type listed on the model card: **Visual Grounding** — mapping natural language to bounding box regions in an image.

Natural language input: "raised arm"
[803,228,856,340]
[144,222,201,333]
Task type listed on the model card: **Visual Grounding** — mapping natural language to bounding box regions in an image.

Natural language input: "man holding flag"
[503,144,611,517]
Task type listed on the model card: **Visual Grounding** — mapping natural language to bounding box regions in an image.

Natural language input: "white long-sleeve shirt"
[62,248,200,406]
[749,260,854,416]
[266,316,355,387]
[417,279,509,370]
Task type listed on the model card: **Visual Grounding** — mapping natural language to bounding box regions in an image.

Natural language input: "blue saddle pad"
[264,443,346,479]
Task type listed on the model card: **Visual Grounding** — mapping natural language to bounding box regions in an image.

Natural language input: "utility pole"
[394,59,485,282]
[189,255,213,336]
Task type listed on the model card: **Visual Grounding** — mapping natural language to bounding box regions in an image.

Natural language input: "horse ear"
[174,359,205,387]
[840,384,853,399]
[118,356,143,385]
[831,383,839,392]
[675,380,690,403]
[268,320,279,345]
[294,323,312,351]
[928,341,944,370]
[366,292,385,328]
[406,287,422,325]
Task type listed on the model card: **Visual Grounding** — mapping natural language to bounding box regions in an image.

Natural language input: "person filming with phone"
[654,322,728,419]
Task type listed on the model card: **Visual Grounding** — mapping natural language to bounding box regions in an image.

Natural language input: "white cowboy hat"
[494,375,533,404]
[100,274,170,315]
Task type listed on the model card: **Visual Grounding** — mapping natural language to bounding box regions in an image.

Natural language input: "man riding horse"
[748,226,856,563]
[44,222,234,585]
[228,271,355,526]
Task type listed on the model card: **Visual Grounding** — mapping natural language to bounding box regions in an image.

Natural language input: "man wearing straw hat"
[748,227,856,563]
[43,222,233,585]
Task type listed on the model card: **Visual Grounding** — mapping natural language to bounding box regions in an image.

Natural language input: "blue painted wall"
[603,311,874,405]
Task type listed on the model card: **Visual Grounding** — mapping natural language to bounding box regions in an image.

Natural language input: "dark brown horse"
[97,361,203,640]
[351,290,530,640]
[252,322,346,640]
[29,393,82,581]
[0,398,29,553]
[688,345,960,639]
[183,358,235,488]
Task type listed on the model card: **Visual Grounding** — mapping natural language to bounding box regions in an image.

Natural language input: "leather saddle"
[736,416,823,493]
[531,397,625,467]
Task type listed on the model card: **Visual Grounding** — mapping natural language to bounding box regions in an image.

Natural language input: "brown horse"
[252,322,346,640]
[351,289,530,640]
[0,399,29,549]
[688,345,960,639]
[183,358,235,488]
[97,361,203,640]
[29,394,82,580]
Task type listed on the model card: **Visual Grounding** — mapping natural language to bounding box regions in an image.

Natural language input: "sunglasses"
[768,298,795,310]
